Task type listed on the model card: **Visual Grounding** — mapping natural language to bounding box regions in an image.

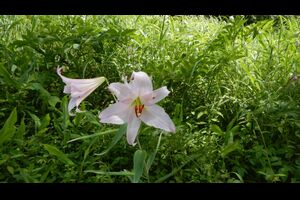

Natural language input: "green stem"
[146,131,163,183]
[136,136,142,150]
[253,117,273,172]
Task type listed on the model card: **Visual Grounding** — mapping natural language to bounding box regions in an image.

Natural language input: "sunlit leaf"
[0,108,17,146]
[43,144,74,166]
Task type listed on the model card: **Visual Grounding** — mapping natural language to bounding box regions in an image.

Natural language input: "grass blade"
[94,124,127,156]
[84,170,134,176]
[155,154,201,183]
[43,144,74,166]
[67,129,117,143]
[146,131,163,174]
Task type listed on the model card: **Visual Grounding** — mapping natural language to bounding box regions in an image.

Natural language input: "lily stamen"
[135,104,144,117]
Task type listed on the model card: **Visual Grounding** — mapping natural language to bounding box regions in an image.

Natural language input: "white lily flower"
[99,71,176,146]
[57,67,105,114]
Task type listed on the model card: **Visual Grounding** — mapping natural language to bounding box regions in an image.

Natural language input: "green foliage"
[0,15,299,183]
[0,108,17,146]
[43,144,74,166]
[132,150,147,183]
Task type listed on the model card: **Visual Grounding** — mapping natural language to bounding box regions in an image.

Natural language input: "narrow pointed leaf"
[15,117,25,142]
[226,116,237,132]
[210,124,223,135]
[67,129,117,143]
[221,141,240,157]
[0,108,17,146]
[43,144,74,166]
[0,63,20,89]
[95,124,127,156]
[146,132,163,173]
[84,170,134,176]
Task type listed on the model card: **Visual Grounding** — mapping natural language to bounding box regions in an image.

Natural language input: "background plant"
[0,15,299,183]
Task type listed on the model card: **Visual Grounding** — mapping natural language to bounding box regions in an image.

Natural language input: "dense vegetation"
[0,15,300,183]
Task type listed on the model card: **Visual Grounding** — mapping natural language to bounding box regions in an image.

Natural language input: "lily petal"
[98,70,176,145]
[126,112,141,146]
[130,71,153,95]
[108,82,135,103]
[140,104,176,133]
[57,67,103,85]
[57,67,105,92]
[99,102,131,124]
[141,86,170,105]
[66,98,77,116]
[57,67,105,113]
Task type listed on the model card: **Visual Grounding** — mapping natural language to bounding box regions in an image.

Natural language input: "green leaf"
[94,124,127,156]
[231,172,244,183]
[145,152,156,174]
[43,144,74,166]
[7,166,14,175]
[61,96,70,129]
[145,131,163,174]
[40,114,50,130]
[197,111,207,119]
[40,169,50,183]
[0,107,17,146]
[81,111,102,127]
[240,62,261,91]
[221,141,240,157]
[84,170,134,176]
[36,114,51,135]
[173,103,183,122]
[0,63,20,89]
[224,125,239,145]
[29,82,51,98]
[15,117,25,142]
[133,149,147,183]
[83,137,98,161]
[48,96,61,108]
[67,129,117,143]
[121,29,137,36]
[225,130,234,145]
[155,154,201,183]
[230,125,240,135]
[28,112,41,131]
[226,115,237,132]
[0,155,9,166]
[210,124,223,135]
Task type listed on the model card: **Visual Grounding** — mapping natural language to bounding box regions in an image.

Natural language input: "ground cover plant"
[0,15,300,183]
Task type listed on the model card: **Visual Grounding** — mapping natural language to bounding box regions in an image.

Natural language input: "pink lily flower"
[99,71,176,146]
[57,67,105,115]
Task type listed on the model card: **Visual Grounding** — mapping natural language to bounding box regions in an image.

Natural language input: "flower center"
[132,97,144,118]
